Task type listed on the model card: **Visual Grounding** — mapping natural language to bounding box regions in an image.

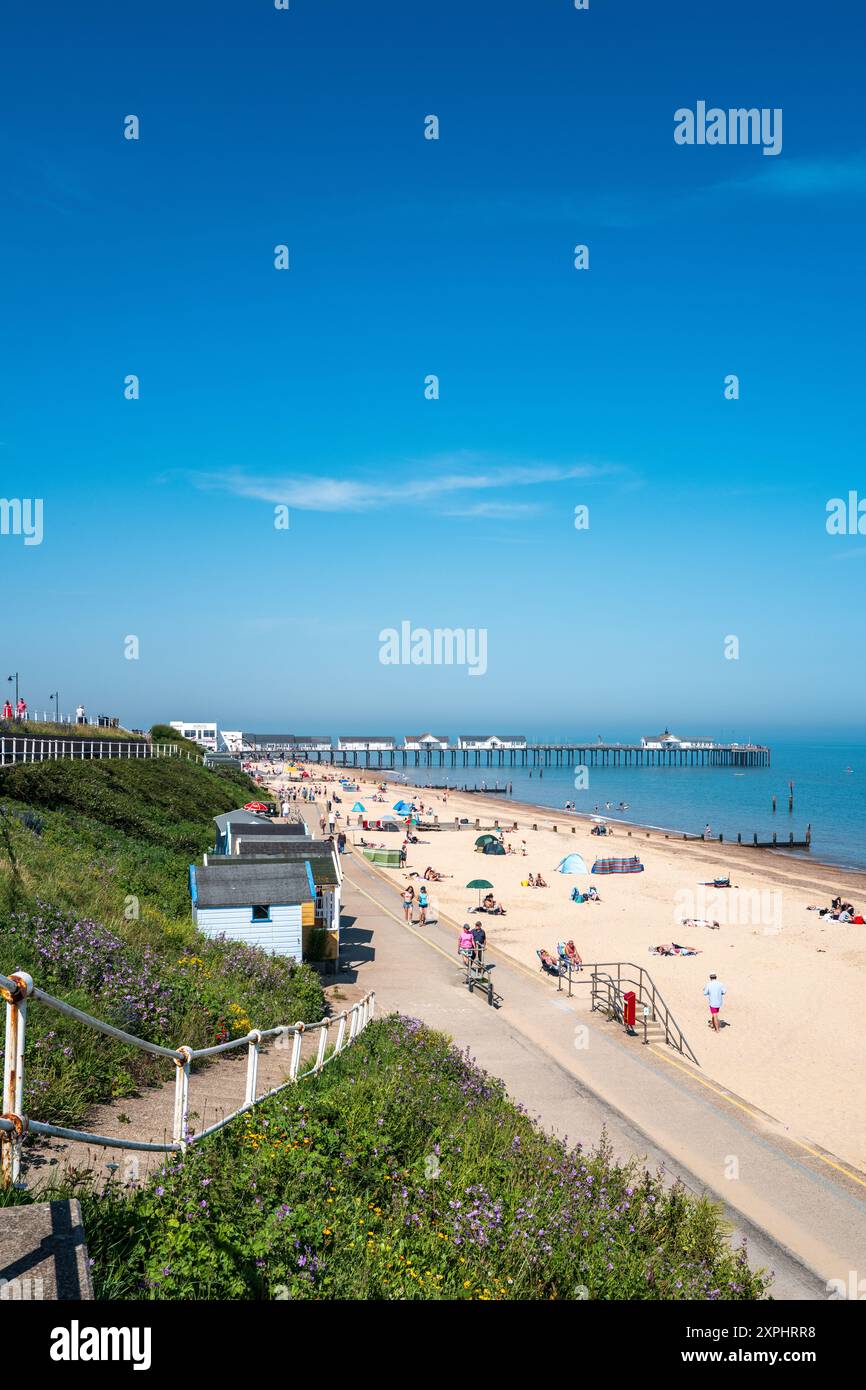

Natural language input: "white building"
[337,736,396,751]
[170,720,219,751]
[403,733,450,750]
[457,734,527,750]
[219,730,245,754]
[641,730,717,750]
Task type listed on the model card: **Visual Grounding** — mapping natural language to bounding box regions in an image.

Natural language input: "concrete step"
[0,1199,93,1300]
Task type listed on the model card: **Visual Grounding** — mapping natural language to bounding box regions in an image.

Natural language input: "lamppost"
[7,673,19,714]
[49,691,59,722]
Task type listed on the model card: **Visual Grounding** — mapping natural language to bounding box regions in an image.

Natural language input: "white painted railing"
[0,739,203,766]
[0,968,374,1186]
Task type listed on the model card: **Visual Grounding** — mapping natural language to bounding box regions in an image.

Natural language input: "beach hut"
[556,852,589,875]
[591,856,645,874]
[189,861,315,959]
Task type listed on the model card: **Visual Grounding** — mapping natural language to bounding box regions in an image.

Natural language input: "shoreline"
[382,773,866,892]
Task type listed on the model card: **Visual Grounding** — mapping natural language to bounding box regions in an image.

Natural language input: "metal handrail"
[0,966,374,1186]
[0,738,204,766]
[553,958,700,1068]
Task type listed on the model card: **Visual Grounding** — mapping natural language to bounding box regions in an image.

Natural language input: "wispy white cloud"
[723,158,866,199]
[192,453,622,515]
[443,500,543,519]
[489,157,866,230]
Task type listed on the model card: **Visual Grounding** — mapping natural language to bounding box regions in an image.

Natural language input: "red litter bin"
[623,990,637,1035]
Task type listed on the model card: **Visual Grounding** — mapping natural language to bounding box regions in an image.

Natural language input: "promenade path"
[337,842,866,1301]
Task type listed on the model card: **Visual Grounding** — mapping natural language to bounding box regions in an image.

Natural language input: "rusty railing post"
[2,970,33,1187]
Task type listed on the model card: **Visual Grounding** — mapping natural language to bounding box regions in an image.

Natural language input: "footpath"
[339,843,866,1301]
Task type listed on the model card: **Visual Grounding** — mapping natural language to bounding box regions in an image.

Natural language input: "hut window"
[252,904,271,921]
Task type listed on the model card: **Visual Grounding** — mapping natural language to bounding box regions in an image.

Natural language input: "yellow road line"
[646,1044,866,1190]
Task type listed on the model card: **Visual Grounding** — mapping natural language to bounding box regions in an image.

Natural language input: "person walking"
[76,703,86,725]
[402,884,415,923]
[417,884,429,926]
[16,697,27,720]
[703,973,727,1032]
[2,699,11,720]
[471,920,487,962]
[458,923,475,966]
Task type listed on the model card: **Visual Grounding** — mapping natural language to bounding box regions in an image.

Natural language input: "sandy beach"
[262,765,866,1175]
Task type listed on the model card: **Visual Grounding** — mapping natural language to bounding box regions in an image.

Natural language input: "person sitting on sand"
[534,872,548,888]
[424,866,442,881]
[482,893,507,916]
[527,873,536,888]
[586,886,601,902]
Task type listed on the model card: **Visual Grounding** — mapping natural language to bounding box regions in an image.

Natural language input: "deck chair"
[536,948,560,976]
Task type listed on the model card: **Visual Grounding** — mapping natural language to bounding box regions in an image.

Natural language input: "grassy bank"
[0,758,324,1129]
[0,720,147,741]
[32,1015,770,1300]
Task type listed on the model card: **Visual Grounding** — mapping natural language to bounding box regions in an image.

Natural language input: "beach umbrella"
[466,878,493,906]
[352,801,366,813]
[244,801,269,813]
[591,815,607,824]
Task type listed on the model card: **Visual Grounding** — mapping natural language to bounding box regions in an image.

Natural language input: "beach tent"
[482,839,505,855]
[591,856,645,874]
[351,801,366,813]
[556,852,589,875]
[475,833,500,848]
[393,800,414,813]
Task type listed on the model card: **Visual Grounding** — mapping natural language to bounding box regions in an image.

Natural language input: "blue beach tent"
[556,853,589,875]
[352,801,366,813]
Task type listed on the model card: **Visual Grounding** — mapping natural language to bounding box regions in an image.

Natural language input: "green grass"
[0,758,324,1129]
[12,1015,771,1301]
[0,720,146,741]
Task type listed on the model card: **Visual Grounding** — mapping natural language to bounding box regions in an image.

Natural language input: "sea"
[387,737,866,874]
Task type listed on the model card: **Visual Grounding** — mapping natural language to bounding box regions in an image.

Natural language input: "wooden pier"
[262,741,771,771]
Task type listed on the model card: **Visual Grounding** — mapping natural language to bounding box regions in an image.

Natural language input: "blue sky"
[1,0,864,738]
